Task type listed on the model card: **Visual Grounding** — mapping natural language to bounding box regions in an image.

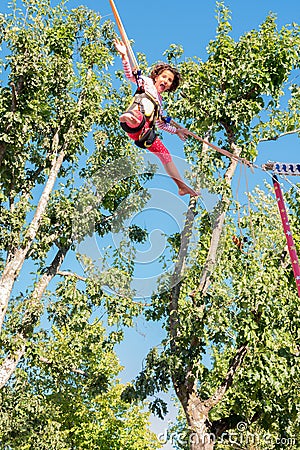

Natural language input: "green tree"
[0,0,158,447]
[0,276,159,449]
[123,4,300,449]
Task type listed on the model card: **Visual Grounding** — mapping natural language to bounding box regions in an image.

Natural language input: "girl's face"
[154,69,174,94]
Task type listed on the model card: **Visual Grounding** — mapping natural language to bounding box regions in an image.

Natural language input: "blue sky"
[1,1,300,448]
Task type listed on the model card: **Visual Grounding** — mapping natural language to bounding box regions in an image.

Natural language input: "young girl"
[114,39,198,197]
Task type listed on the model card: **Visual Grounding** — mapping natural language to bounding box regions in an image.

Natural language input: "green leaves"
[1,0,299,448]
[0,271,160,449]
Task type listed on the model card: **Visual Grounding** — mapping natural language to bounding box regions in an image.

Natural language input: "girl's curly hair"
[150,63,181,92]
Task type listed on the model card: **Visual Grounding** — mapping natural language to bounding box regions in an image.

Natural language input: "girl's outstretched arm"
[114,38,127,60]
[114,38,136,83]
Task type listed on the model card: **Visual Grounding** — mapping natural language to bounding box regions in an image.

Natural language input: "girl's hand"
[176,128,189,141]
[114,38,127,59]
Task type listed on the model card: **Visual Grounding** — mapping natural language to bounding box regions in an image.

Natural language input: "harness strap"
[134,128,157,149]
[133,69,144,93]
[122,80,160,148]
[120,112,157,149]
[126,91,160,124]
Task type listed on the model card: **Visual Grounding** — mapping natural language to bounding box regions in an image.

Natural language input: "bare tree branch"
[9,82,18,113]
[206,344,248,409]
[190,143,241,298]
[170,195,198,339]
[258,128,300,142]
[57,271,87,281]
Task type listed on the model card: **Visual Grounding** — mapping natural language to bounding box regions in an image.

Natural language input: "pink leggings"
[125,111,172,165]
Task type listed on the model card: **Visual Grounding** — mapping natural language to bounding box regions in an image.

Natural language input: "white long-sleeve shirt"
[122,58,177,135]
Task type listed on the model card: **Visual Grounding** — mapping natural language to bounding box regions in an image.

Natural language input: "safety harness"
[120,75,161,148]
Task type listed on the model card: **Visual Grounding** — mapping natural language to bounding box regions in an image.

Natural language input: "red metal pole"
[272,175,300,297]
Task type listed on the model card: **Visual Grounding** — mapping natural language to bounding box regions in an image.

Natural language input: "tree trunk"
[185,393,215,450]
[0,247,67,387]
[170,141,245,450]
[0,149,65,332]
[190,435,215,450]
[0,342,26,388]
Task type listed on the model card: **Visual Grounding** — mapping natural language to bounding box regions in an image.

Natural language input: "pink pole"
[272,175,300,297]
